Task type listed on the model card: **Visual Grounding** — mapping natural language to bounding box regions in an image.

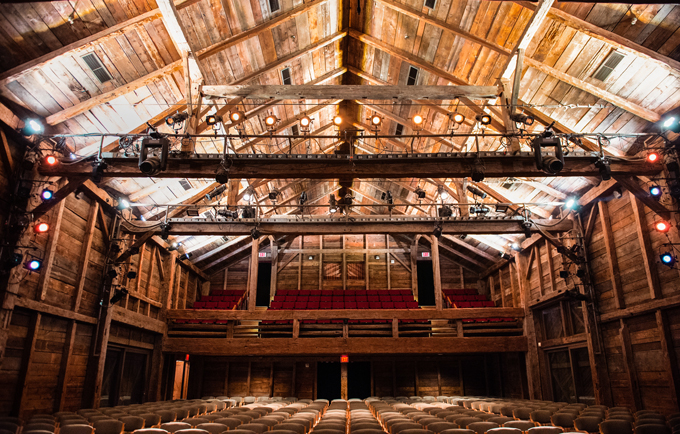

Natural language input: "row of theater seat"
[443,289,514,323]
[277,290,414,296]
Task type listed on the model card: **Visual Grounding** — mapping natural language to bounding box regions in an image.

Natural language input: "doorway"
[417,261,435,306]
[548,347,594,404]
[256,262,272,306]
[348,362,371,399]
[316,362,341,400]
[100,346,149,407]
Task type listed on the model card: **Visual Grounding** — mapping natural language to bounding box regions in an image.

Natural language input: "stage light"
[168,241,182,251]
[655,220,671,233]
[34,222,49,233]
[565,197,578,210]
[499,252,510,259]
[299,116,311,128]
[595,158,611,181]
[241,206,255,219]
[265,115,278,131]
[647,152,660,163]
[510,242,522,252]
[230,111,246,124]
[110,288,129,304]
[495,204,509,213]
[650,185,662,199]
[415,187,426,200]
[165,112,188,130]
[215,167,229,184]
[117,198,130,210]
[660,252,676,267]
[475,113,491,125]
[22,119,44,135]
[180,252,192,261]
[511,113,534,126]
[470,205,489,215]
[24,258,42,271]
[138,137,169,176]
[206,184,227,200]
[533,136,564,174]
[329,194,338,213]
[385,191,393,205]
[412,114,424,130]
[370,114,382,126]
[437,185,449,200]
[452,113,465,124]
[438,205,453,218]
[243,185,255,202]
[663,116,680,133]
[521,220,532,239]
[333,115,343,126]
[432,225,442,239]
[466,185,487,199]
[41,189,53,201]
[299,191,308,205]
[471,159,485,182]
[251,227,260,240]
[206,114,223,130]
[268,189,280,201]
[217,208,238,219]
[160,223,170,240]
[44,155,58,166]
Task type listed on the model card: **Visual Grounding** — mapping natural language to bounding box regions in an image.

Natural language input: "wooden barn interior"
[1,0,680,432]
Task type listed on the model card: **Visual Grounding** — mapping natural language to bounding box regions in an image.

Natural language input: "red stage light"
[34,222,49,233]
[655,221,670,233]
[45,155,57,165]
[646,152,659,163]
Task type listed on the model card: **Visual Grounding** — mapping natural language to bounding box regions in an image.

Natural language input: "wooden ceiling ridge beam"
[474,181,552,219]
[514,1,680,73]
[523,57,660,123]
[198,0,330,60]
[348,30,506,133]
[442,234,497,262]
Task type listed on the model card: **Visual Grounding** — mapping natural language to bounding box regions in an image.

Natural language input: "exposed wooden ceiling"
[1,0,679,276]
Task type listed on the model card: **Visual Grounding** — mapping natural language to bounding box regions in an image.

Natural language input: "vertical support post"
[270,236,278,301]
[223,362,230,395]
[437,361,442,396]
[619,318,641,411]
[292,319,300,338]
[545,239,556,293]
[534,244,544,297]
[319,235,323,290]
[509,263,519,308]
[386,235,391,290]
[431,235,443,310]
[55,320,76,411]
[145,245,157,298]
[340,363,348,400]
[657,310,680,411]
[459,265,465,288]
[411,238,419,300]
[297,237,303,291]
[365,234,369,290]
[74,202,99,311]
[269,362,275,398]
[342,235,347,290]
[165,252,179,310]
[392,318,399,337]
[15,312,41,417]
[38,200,66,301]
[223,268,228,291]
[498,269,506,308]
[248,237,260,311]
[515,252,542,399]
[599,201,624,309]
[631,193,662,299]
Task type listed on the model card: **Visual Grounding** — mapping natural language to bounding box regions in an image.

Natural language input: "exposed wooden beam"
[523,57,660,122]
[630,192,662,300]
[515,1,680,73]
[442,234,496,262]
[501,0,554,80]
[598,200,624,309]
[30,177,87,219]
[0,102,23,130]
[613,175,672,221]
[45,61,183,125]
[0,127,15,176]
[202,84,500,100]
[436,239,485,271]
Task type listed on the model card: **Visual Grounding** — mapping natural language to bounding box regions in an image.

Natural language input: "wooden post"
[181,270,189,309]
[292,319,300,338]
[619,318,641,411]
[15,312,40,416]
[657,310,680,411]
[437,361,442,397]
[224,362,230,395]
[145,245,157,298]
[498,269,506,308]
[545,239,556,293]
[459,265,465,287]
[135,244,146,296]
[515,251,542,399]
[74,202,99,311]
[55,320,76,411]
[270,236,278,301]
[365,235,370,290]
[341,363,348,400]
[599,201,624,309]
[248,237,260,310]
[38,201,66,301]
[148,334,164,401]
[431,235,443,310]
[386,235,391,290]
[298,237,303,291]
[631,194,662,299]
[411,237,419,300]
[534,244,544,297]
[319,235,323,290]
[509,263,519,308]
[342,235,347,290]
[246,361,252,395]
[269,362,275,397]
[164,252,179,311]
[392,318,399,337]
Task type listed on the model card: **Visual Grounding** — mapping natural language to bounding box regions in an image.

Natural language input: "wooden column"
[164,252,179,311]
[74,202,99,311]
[181,270,189,309]
[342,236,347,290]
[248,237,260,310]
[297,237,303,291]
[246,361,252,395]
[148,334,164,401]
[386,235,391,290]
[545,239,556,293]
[270,236,278,301]
[145,245,157,298]
[340,363,348,399]
[515,252,542,399]
[498,269,506,308]
[223,362,230,395]
[55,320,76,411]
[599,201,624,309]
[509,263,519,308]
[15,312,41,416]
[657,310,680,410]
[534,244,544,297]
[631,194,662,300]
[38,201,66,301]
[459,265,465,287]
[431,235,443,310]
[411,238,418,300]
[619,318,641,411]
[319,235,323,290]
[269,362,275,397]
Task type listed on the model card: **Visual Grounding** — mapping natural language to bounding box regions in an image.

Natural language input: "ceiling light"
[437,184,449,200]
[41,189,53,201]
[230,111,246,124]
[216,166,229,184]
[511,113,534,126]
[432,225,442,239]
[24,258,42,271]
[452,113,465,124]
[466,185,487,199]
[650,185,662,199]
[595,158,611,181]
[471,159,485,182]
[660,252,676,267]
[415,186,426,199]
[495,204,509,213]
[160,223,170,240]
[662,116,680,133]
[265,115,278,130]
[533,136,564,174]
[206,114,223,130]
[510,242,522,252]
[475,113,491,125]
[299,191,307,205]
[565,197,578,210]
[269,189,280,200]
[375,255,380,260]
[117,198,130,210]
[333,115,343,126]
[385,191,393,205]
[655,220,670,233]
[308,255,314,260]
[646,152,660,163]
[251,227,260,240]
[300,115,312,130]
[44,155,58,166]
[166,112,188,130]
[438,205,453,217]
[34,222,49,234]
[206,184,227,200]
[412,114,424,130]
[370,114,382,126]
[23,119,43,135]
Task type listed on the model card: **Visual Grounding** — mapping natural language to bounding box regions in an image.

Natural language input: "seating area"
[2,396,678,434]
[443,289,514,324]
[175,290,246,325]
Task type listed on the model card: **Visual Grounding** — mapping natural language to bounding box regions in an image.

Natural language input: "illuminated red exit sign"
[340,354,349,363]
[259,252,267,257]
[422,252,430,257]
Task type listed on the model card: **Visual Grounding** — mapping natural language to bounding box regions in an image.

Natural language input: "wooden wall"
[190,354,526,399]
[492,188,680,414]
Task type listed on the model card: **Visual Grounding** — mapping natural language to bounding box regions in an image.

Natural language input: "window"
[324,263,342,280]
[269,0,280,13]
[395,123,404,136]
[407,66,419,85]
[593,51,625,81]
[82,53,112,83]
[347,262,365,280]
[179,179,192,191]
[281,67,291,85]
[424,0,436,9]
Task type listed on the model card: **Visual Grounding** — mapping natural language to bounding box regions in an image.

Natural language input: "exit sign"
[422,252,430,257]
[259,252,267,257]
[340,354,349,363]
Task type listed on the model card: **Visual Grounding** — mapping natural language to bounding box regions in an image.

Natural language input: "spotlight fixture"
[466,185,487,199]
[206,184,227,200]
[370,114,382,126]
[595,158,611,181]
[510,242,522,252]
[660,252,676,267]
[24,258,42,272]
[438,205,453,218]
[160,223,170,240]
[41,189,53,201]
[107,269,118,279]
[655,220,671,233]
[415,186,426,200]
[308,255,314,260]
[168,241,182,251]
[375,255,380,260]
[559,270,570,279]
[471,159,485,182]
[251,227,260,240]
[165,112,188,131]
[646,152,660,163]
[451,113,465,124]
[299,115,312,132]
[268,188,280,201]
[511,113,534,126]
[532,135,564,174]
[650,185,662,199]
[499,251,510,259]
[92,161,107,184]
[470,205,490,215]
[495,203,509,213]
[437,184,449,200]
[44,155,58,166]
[333,115,343,126]
[110,287,129,304]
[385,191,393,205]
[459,234,467,239]
[34,222,49,234]
[521,220,532,238]
[433,225,443,239]
[475,113,491,125]
[3,252,23,270]
[243,185,255,202]
[662,116,680,133]
[241,206,256,219]
[299,191,308,205]
[215,166,229,184]
[186,209,199,217]
[565,197,579,211]
[179,252,192,261]
[412,114,424,130]
[264,115,278,131]
[229,111,246,124]
[138,137,170,176]
[22,119,44,136]
[127,271,137,279]
[329,194,338,213]
[117,198,130,211]
[206,114,223,130]
[217,208,239,219]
